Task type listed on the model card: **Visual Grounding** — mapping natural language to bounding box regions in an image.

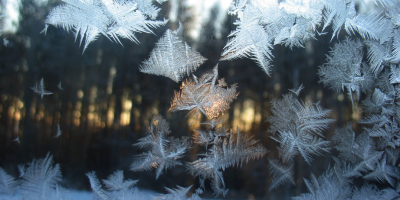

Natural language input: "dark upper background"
[0,0,361,199]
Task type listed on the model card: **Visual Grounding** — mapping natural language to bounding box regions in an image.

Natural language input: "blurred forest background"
[0,0,362,199]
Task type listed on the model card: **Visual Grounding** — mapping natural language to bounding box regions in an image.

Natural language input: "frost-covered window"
[0,0,399,199]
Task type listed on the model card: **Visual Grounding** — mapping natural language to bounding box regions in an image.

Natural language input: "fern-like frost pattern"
[267,87,334,165]
[43,0,167,52]
[187,127,267,196]
[130,115,189,179]
[318,38,374,106]
[140,27,207,82]
[169,65,238,118]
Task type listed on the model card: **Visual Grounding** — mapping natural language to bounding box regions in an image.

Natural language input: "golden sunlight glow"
[152,107,159,116]
[274,83,281,92]
[107,95,116,127]
[124,99,132,110]
[231,98,262,133]
[151,162,158,168]
[132,108,141,131]
[73,111,81,126]
[120,99,132,126]
[77,90,84,99]
[87,109,97,128]
[88,112,94,121]
[305,94,312,104]
[3,96,25,134]
[94,114,102,128]
[88,105,95,112]
[35,104,45,121]
[352,105,362,121]
[187,113,201,131]
[73,101,82,126]
[120,112,130,126]
[30,101,36,119]
[107,108,114,127]
[14,110,20,121]
[255,111,261,127]
[107,67,117,94]
[241,99,255,132]
[85,87,104,129]
[232,102,241,130]
[8,106,15,118]
[205,100,224,118]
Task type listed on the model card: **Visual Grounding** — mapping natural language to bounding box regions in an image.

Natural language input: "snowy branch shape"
[0,168,18,195]
[19,153,67,200]
[267,159,295,191]
[293,167,350,200]
[187,127,267,196]
[131,115,189,179]
[31,78,52,99]
[43,0,167,52]
[318,38,374,106]
[222,0,324,75]
[267,88,334,164]
[220,4,273,75]
[160,185,202,200]
[360,74,400,149]
[169,65,238,118]
[333,124,383,166]
[87,170,145,200]
[140,26,207,82]
[363,155,400,187]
